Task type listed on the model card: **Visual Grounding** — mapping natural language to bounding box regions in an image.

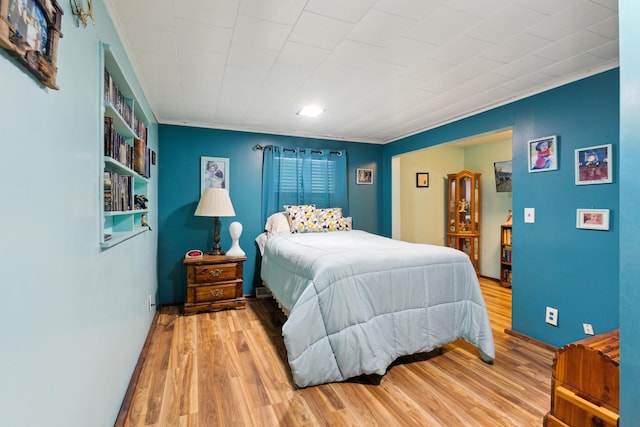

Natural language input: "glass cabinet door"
[446,170,481,275]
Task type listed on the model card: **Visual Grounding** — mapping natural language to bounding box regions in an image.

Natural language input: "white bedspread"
[260,230,495,387]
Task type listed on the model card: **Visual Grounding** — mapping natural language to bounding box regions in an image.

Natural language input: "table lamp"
[195,188,236,255]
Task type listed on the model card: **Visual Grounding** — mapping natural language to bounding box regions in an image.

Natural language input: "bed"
[257,213,495,388]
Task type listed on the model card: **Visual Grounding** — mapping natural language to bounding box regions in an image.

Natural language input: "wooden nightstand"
[183,255,246,314]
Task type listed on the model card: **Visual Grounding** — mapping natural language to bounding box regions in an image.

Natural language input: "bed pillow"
[284,204,318,233]
[264,212,291,236]
[316,208,349,232]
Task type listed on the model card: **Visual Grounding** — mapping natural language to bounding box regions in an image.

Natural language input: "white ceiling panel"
[347,9,417,47]
[173,0,240,28]
[106,0,619,143]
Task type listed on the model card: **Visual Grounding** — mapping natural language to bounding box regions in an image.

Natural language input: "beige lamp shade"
[195,188,236,217]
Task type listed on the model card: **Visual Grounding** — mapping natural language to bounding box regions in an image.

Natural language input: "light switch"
[524,208,535,223]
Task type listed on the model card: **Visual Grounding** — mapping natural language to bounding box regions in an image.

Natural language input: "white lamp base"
[226,221,245,256]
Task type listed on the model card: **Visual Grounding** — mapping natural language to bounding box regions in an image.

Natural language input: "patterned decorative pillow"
[343,216,353,230]
[316,208,348,232]
[284,204,318,233]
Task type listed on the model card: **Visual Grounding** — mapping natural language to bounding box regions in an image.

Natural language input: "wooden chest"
[544,329,619,427]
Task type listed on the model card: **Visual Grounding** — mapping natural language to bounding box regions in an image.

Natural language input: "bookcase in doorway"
[500,224,512,287]
[100,43,151,248]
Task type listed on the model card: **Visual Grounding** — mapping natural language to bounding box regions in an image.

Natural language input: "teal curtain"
[261,145,348,224]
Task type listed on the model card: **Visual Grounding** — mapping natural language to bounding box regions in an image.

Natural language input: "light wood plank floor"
[120,279,555,426]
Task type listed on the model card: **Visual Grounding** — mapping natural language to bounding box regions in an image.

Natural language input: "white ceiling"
[105,0,618,144]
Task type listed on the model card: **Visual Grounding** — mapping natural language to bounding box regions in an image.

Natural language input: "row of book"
[104,117,151,178]
[104,171,132,212]
[501,246,512,263]
[502,226,512,245]
[502,268,512,284]
[104,69,133,128]
[104,117,133,168]
[133,138,151,179]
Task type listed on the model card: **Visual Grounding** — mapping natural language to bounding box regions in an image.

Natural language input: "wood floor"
[119,279,555,426]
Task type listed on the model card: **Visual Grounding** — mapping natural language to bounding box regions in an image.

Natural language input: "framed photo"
[576,209,610,231]
[528,135,558,173]
[575,144,612,185]
[356,168,373,185]
[0,0,64,89]
[201,157,229,193]
[416,172,429,188]
[494,161,512,192]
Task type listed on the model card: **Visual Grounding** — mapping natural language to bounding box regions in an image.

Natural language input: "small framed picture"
[576,209,610,231]
[528,136,558,172]
[575,144,612,185]
[356,168,373,185]
[416,172,429,187]
[201,157,229,193]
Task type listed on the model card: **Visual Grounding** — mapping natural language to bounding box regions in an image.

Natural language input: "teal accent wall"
[383,69,619,348]
[158,125,382,304]
[619,0,640,422]
[0,1,158,426]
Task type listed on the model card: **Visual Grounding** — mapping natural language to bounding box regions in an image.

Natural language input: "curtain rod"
[253,144,343,156]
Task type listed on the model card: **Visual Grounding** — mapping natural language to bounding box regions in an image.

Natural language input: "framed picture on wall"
[201,157,229,193]
[576,208,610,230]
[575,144,612,185]
[416,172,429,187]
[0,0,64,89]
[356,168,373,185]
[528,135,558,172]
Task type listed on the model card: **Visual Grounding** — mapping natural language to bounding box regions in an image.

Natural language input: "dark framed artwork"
[528,135,558,172]
[416,172,429,187]
[575,144,612,185]
[494,161,512,192]
[0,0,63,89]
[356,168,373,185]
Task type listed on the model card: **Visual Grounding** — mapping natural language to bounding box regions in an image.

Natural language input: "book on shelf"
[502,226,512,245]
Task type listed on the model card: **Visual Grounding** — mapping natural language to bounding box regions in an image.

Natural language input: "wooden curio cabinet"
[446,170,481,275]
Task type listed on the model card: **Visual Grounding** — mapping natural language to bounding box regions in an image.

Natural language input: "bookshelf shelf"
[500,224,512,287]
[100,43,151,248]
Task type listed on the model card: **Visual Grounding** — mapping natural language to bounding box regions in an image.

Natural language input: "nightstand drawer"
[191,262,239,283]
[183,255,246,314]
[191,282,239,303]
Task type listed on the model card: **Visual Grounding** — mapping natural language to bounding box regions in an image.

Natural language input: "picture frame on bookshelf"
[527,135,558,173]
[575,144,612,185]
[576,208,610,231]
[416,172,429,188]
[0,0,63,89]
[201,157,229,193]
[356,168,373,185]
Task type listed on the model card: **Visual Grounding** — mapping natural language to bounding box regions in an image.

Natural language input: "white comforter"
[260,230,495,387]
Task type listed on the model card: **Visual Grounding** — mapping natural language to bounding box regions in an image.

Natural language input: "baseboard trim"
[504,328,558,352]
[114,309,160,427]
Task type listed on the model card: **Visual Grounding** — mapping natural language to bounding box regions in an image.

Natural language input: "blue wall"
[619,0,640,422]
[158,126,383,304]
[0,1,158,426]
[383,69,619,348]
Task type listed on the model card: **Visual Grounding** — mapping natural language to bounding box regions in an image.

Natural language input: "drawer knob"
[209,268,224,277]
[210,289,224,297]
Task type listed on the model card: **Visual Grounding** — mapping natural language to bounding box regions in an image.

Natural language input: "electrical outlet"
[147,294,154,312]
[545,306,558,326]
[583,323,594,335]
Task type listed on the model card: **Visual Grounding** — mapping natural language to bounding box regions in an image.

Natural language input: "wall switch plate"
[524,208,535,223]
[583,323,594,335]
[545,306,558,326]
